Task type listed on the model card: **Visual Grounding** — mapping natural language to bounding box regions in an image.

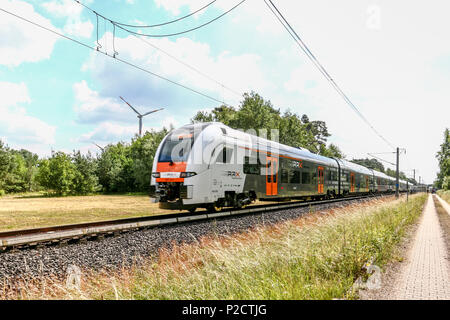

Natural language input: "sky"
[0,0,449,184]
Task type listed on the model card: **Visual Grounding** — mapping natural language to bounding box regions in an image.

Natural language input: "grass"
[0,193,281,232]
[2,193,427,300]
[0,194,176,232]
[433,195,450,252]
[437,189,450,203]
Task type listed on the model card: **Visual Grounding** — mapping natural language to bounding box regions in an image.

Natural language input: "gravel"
[0,198,377,281]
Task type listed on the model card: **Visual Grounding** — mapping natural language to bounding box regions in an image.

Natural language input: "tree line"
[0,92,346,196]
[0,130,168,196]
[435,128,449,190]
[350,158,417,185]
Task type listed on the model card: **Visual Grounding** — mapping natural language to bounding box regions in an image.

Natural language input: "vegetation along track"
[0,194,395,282]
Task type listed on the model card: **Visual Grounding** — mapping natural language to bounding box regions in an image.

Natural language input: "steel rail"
[0,194,392,251]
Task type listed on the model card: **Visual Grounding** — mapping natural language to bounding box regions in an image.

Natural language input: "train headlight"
[152,172,160,178]
[180,172,197,178]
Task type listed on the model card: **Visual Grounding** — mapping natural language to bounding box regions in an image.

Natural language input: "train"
[150,122,412,212]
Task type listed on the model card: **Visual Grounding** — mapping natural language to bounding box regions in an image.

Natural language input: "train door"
[266,156,278,196]
[318,166,324,194]
[365,176,369,192]
[350,172,355,192]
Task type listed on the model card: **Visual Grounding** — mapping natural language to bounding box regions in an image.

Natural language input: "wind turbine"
[119,96,164,137]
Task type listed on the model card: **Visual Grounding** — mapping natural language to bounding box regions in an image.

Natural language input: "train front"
[150,123,213,211]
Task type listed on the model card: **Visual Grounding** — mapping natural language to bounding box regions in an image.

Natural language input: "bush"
[36,152,76,195]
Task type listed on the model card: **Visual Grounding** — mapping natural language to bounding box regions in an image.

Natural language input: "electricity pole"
[396,147,399,198]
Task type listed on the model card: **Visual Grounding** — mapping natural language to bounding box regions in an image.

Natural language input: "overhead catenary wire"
[0,7,233,107]
[72,0,242,98]
[263,0,395,150]
[107,0,217,28]
[367,153,396,167]
[113,0,247,38]
[75,0,246,38]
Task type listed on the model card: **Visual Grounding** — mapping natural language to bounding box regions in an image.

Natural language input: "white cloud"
[73,81,179,144]
[0,0,59,67]
[0,82,56,148]
[42,0,93,38]
[78,122,138,143]
[77,118,177,144]
[154,0,213,16]
[80,33,267,111]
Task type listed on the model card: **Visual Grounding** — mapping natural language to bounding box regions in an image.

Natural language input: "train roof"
[217,123,339,168]
[337,159,373,175]
[179,123,409,182]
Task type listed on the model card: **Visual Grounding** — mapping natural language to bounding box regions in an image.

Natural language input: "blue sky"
[1,0,449,183]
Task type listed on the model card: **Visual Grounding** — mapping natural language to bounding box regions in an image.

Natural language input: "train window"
[290,170,300,184]
[216,147,233,164]
[342,173,348,182]
[301,172,310,184]
[281,169,289,183]
[159,134,193,162]
[244,156,260,175]
[332,171,337,181]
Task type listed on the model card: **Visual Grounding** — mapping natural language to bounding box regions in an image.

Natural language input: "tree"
[191,91,336,153]
[320,143,345,158]
[36,151,77,195]
[72,150,99,194]
[130,129,168,191]
[13,149,39,192]
[351,158,385,172]
[435,128,450,189]
[0,140,12,195]
[0,141,38,194]
[96,142,134,192]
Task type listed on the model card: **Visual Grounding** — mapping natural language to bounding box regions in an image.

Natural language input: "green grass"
[437,190,450,203]
[89,194,426,300]
[4,194,427,300]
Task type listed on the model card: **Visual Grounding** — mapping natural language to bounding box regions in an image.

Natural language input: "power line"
[131,35,242,98]
[113,0,247,38]
[103,0,217,28]
[73,0,242,98]
[0,7,232,107]
[367,153,396,166]
[263,0,395,150]
[76,0,246,38]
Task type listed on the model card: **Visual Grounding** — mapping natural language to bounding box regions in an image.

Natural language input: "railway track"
[0,194,390,252]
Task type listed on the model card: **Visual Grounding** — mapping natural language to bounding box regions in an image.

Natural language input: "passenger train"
[150,122,411,212]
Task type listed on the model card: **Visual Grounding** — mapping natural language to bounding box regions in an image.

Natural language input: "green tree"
[36,151,77,195]
[351,158,385,172]
[435,128,450,189]
[130,129,168,191]
[0,141,37,194]
[0,141,12,195]
[191,92,336,154]
[13,149,39,192]
[96,142,134,192]
[319,143,345,158]
[72,150,99,194]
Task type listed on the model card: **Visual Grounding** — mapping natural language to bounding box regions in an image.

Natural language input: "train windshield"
[158,124,210,162]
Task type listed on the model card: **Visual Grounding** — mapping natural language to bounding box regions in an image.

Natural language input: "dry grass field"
[0,193,180,232]
[0,193,282,232]
[2,194,427,300]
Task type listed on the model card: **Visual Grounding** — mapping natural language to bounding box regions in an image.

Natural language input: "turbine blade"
[141,108,164,117]
[119,96,141,115]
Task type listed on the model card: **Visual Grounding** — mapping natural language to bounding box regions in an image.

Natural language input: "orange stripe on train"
[156,162,187,182]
